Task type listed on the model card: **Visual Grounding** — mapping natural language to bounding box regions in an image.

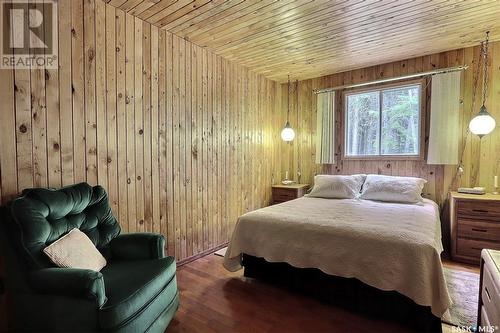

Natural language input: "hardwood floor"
[442,258,480,274]
[167,254,478,333]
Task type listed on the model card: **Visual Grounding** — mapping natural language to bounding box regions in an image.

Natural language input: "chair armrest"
[29,268,107,308]
[110,233,165,260]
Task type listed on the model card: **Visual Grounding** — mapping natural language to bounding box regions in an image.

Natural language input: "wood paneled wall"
[280,42,500,206]
[0,0,283,262]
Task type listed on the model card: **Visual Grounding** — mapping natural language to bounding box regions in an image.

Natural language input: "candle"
[285,171,289,180]
[495,175,498,188]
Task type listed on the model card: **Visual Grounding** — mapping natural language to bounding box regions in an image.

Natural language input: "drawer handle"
[472,228,488,233]
[472,209,489,213]
[485,286,492,301]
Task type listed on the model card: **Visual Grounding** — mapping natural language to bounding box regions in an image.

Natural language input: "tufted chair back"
[8,183,121,269]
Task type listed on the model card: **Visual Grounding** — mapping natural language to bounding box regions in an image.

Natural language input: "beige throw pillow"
[43,228,107,271]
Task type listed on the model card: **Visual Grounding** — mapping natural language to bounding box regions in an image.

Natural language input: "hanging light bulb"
[281,121,295,141]
[281,75,295,142]
[469,105,496,137]
[469,31,496,137]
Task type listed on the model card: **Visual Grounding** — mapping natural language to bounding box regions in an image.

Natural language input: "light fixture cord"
[287,75,291,122]
[481,31,490,107]
[295,79,299,118]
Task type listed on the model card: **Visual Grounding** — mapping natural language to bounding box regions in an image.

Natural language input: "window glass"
[346,91,380,156]
[345,84,421,157]
[381,86,420,155]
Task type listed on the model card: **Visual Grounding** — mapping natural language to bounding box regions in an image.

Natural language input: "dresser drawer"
[458,219,500,241]
[482,265,500,325]
[272,188,296,202]
[272,185,309,204]
[273,188,297,196]
[457,238,500,258]
[458,200,500,220]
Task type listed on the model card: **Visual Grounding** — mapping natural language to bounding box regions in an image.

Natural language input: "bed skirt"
[242,254,442,333]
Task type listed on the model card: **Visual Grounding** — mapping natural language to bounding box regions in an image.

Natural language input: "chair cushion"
[99,257,177,330]
[9,183,120,269]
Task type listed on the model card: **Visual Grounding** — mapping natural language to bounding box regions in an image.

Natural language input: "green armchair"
[0,183,179,332]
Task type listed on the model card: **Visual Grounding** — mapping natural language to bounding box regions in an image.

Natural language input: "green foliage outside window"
[345,84,420,157]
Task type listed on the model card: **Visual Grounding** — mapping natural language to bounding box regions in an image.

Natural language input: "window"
[345,83,421,158]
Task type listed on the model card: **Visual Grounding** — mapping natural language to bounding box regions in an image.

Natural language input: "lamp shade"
[469,105,496,137]
[281,121,295,141]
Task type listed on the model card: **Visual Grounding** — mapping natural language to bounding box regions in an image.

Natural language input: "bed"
[224,196,452,331]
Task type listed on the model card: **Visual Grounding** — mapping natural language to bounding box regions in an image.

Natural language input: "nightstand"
[477,249,500,329]
[272,184,309,204]
[450,192,500,264]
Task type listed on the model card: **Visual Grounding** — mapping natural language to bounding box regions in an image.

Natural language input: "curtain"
[315,91,335,164]
[427,71,461,165]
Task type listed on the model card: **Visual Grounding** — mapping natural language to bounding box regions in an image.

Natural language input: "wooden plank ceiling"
[107,0,500,82]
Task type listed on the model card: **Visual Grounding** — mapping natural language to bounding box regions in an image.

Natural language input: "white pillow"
[43,228,107,271]
[306,174,366,199]
[359,174,427,203]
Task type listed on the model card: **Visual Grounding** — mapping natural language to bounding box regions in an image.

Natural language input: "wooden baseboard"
[177,242,229,267]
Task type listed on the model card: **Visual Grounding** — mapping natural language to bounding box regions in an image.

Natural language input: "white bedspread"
[224,197,452,317]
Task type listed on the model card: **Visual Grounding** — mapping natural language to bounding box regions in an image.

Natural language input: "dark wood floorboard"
[167,254,476,333]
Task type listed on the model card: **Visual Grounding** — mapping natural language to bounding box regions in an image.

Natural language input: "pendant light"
[469,31,496,137]
[281,75,296,142]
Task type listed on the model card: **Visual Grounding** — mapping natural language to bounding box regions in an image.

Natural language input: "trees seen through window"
[345,84,421,157]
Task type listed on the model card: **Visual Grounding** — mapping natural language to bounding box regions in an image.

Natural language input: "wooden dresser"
[450,192,500,264]
[272,184,309,204]
[478,249,500,330]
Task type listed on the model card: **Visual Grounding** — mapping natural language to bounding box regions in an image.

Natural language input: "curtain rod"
[313,65,468,94]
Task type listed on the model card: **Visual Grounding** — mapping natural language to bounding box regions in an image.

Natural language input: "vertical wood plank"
[196,44,204,254]
[179,37,187,259]
[59,0,74,187]
[106,4,118,216]
[151,25,160,234]
[96,0,108,190]
[222,58,229,237]
[158,30,167,239]
[172,35,181,258]
[134,17,144,232]
[165,32,174,256]
[143,21,152,232]
[216,56,223,244]
[30,0,48,188]
[116,8,128,228]
[190,44,199,255]
[0,65,17,202]
[125,12,137,233]
[202,48,209,251]
[185,42,193,257]
[72,0,86,184]
[207,52,214,249]
[45,0,61,188]
[84,0,97,185]
[14,3,34,193]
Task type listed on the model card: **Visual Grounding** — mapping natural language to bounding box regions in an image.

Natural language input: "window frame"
[342,79,426,161]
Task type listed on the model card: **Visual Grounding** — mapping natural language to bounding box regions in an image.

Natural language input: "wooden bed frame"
[242,254,442,333]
